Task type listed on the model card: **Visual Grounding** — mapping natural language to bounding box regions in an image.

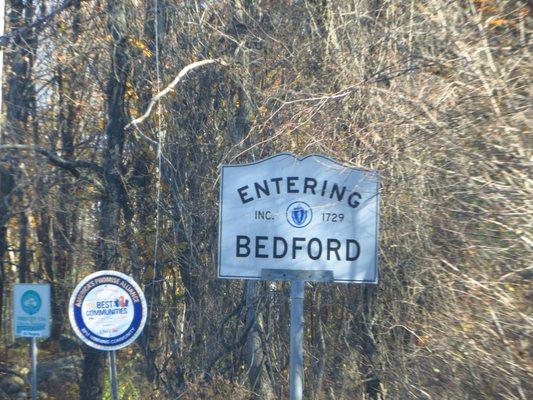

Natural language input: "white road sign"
[218,153,380,283]
[13,283,51,338]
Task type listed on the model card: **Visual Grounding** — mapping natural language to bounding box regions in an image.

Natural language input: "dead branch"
[0,144,102,177]
[125,59,228,129]
[0,0,77,48]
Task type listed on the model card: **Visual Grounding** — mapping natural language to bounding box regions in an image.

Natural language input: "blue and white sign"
[218,153,380,283]
[68,271,147,351]
[13,284,51,338]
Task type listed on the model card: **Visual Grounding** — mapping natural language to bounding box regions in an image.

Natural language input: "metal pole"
[31,337,37,400]
[289,280,305,400]
[108,350,119,400]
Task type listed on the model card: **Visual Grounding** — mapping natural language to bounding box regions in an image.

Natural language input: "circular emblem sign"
[286,201,313,228]
[68,271,147,351]
[21,290,42,315]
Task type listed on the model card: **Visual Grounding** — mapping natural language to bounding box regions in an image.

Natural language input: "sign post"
[218,153,380,398]
[13,283,51,400]
[109,350,119,400]
[31,337,37,400]
[69,271,147,400]
[289,280,304,400]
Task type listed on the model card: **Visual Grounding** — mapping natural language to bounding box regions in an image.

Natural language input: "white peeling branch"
[125,59,228,129]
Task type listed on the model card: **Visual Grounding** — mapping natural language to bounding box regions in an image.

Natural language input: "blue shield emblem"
[292,206,307,226]
[287,201,312,228]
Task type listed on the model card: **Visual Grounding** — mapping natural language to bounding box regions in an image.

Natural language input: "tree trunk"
[17,188,28,283]
[79,1,130,398]
[51,66,75,340]
[51,0,81,340]
[136,0,161,381]
[0,165,15,337]
[6,0,35,283]
[311,289,326,399]
[246,281,275,400]
[360,286,380,400]
[79,348,107,400]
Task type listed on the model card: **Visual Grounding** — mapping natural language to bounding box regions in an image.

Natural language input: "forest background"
[0,0,531,399]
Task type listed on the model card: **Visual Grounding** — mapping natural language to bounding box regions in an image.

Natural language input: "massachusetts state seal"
[286,201,313,228]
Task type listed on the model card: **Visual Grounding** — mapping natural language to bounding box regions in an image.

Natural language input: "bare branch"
[0,144,102,177]
[125,59,228,129]
[0,0,77,48]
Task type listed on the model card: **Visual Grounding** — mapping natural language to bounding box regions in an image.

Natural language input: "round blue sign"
[21,290,42,315]
[68,271,147,351]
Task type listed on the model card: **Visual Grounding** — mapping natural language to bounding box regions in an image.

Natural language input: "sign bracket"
[261,269,334,283]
